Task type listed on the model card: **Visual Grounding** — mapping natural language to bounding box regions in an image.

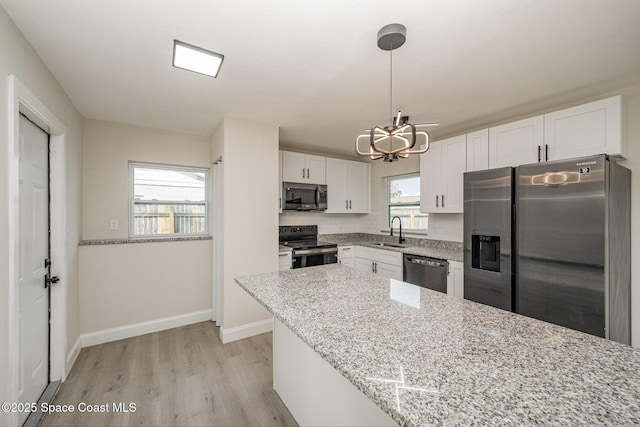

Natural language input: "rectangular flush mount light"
[172,39,224,78]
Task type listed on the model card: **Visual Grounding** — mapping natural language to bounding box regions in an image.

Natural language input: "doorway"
[17,114,51,426]
[9,75,69,427]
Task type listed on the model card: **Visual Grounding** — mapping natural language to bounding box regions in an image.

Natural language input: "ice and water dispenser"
[471,235,501,272]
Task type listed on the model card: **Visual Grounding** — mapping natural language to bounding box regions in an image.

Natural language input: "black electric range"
[279,225,338,268]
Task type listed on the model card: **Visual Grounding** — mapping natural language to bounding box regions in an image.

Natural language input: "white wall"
[80,119,212,335]
[0,6,83,424]
[211,117,278,339]
[79,241,212,333]
[616,85,640,347]
[279,212,375,234]
[82,119,211,239]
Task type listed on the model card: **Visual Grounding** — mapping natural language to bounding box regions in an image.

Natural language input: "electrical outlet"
[110,219,118,230]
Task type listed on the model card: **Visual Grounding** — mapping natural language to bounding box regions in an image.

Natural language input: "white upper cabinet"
[326,158,348,212]
[488,116,544,168]
[348,161,370,213]
[282,151,326,184]
[544,96,624,161]
[326,158,370,213]
[279,151,283,213]
[466,129,489,172]
[420,134,466,213]
[488,96,624,169]
[420,141,442,213]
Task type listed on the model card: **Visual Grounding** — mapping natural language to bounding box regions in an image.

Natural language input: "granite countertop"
[359,243,463,263]
[79,235,212,246]
[236,264,640,427]
[319,233,463,262]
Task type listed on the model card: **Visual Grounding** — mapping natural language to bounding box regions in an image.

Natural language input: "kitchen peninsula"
[236,264,640,426]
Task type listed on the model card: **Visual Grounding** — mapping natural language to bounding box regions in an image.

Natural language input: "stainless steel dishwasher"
[403,254,448,293]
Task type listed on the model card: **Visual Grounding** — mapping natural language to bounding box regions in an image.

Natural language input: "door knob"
[44,275,60,288]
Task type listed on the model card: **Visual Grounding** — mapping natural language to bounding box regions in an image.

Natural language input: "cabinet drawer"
[338,245,354,259]
[355,246,376,260]
[339,258,355,268]
[375,249,402,266]
[376,262,403,280]
[278,251,292,271]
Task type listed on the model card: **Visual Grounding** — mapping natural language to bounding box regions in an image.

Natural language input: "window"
[384,173,428,232]
[130,163,208,238]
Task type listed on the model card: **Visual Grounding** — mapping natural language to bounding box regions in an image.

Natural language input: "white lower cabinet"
[279,251,292,271]
[338,246,355,268]
[354,246,402,280]
[447,260,463,300]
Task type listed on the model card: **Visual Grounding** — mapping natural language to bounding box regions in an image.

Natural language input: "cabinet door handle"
[346,200,349,209]
[436,195,439,207]
[545,144,549,162]
[442,194,445,207]
[307,168,310,179]
[537,145,541,162]
[372,262,375,273]
[349,200,352,209]
[302,168,306,179]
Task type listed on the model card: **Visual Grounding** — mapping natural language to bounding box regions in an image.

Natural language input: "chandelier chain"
[389,44,393,127]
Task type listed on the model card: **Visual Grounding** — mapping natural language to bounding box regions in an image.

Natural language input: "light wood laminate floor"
[41,322,298,427]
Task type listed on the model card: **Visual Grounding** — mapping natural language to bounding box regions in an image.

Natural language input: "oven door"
[292,247,338,268]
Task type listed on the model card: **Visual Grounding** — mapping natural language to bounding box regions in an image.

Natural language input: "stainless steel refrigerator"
[464,154,631,344]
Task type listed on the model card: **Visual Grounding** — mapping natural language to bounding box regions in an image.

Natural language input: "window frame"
[382,172,428,234]
[129,161,210,239]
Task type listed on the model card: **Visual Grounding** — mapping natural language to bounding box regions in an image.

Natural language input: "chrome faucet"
[390,216,405,244]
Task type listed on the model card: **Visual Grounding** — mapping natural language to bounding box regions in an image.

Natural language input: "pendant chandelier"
[355,23,437,162]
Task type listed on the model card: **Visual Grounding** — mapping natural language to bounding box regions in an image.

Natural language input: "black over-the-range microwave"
[282,182,328,211]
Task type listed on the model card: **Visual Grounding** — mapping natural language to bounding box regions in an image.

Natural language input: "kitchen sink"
[371,242,408,248]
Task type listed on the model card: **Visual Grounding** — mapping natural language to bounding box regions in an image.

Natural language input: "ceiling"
[2,0,640,158]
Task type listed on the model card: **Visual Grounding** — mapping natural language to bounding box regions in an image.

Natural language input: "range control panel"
[279,225,318,242]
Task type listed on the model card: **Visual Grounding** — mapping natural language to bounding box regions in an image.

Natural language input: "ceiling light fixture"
[172,39,224,78]
[355,24,437,162]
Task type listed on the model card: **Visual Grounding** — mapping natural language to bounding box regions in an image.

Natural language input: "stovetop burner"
[279,225,337,250]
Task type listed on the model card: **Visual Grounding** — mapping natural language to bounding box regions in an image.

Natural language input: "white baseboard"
[81,309,212,348]
[65,336,82,378]
[220,317,273,343]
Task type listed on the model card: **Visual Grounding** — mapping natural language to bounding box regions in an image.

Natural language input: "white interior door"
[18,115,50,425]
